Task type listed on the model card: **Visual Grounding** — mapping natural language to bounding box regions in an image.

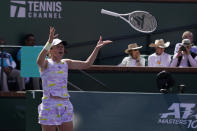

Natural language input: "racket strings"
[101,9,157,33]
[129,12,157,32]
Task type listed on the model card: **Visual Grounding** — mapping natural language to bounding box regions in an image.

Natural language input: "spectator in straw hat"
[148,39,171,67]
[174,31,194,54]
[119,43,145,67]
[171,39,197,67]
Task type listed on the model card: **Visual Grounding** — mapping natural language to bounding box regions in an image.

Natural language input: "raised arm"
[65,36,112,69]
[37,27,58,71]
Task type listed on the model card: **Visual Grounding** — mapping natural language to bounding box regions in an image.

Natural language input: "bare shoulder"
[63,59,72,63]
[62,59,73,66]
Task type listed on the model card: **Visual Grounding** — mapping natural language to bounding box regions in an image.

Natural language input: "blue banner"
[21,46,42,77]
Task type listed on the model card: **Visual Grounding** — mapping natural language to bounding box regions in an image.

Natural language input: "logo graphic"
[158,103,197,129]
[10,1,26,18]
[10,0,63,19]
[133,15,145,29]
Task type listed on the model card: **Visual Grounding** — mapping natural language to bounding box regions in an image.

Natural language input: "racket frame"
[101,9,157,33]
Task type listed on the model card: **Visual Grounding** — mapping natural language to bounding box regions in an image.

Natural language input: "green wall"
[1,91,197,131]
[68,70,197,93]
[24,91,197,131]
[0,97,26,131]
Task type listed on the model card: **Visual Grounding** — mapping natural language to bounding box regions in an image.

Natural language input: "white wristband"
[44,42,52,51]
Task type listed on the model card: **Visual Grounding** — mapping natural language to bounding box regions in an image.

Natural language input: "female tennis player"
[37,27,112,131]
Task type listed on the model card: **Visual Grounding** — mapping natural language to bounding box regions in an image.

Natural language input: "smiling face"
[49,43,65,60]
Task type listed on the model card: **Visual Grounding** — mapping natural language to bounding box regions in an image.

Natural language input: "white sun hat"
[149,39,170,48]
[125,43,143,54]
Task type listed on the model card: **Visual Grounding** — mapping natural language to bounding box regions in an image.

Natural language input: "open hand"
[48,26,59,43]
[96,36,112,48]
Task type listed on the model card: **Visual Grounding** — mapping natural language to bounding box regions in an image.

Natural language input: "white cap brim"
[51,38,67,47]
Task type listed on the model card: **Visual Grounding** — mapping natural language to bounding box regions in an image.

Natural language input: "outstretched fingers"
[97,36,112,47]
[48,26,59,42]
[103,40,112,45]
[54,34,59,39]
[99,36,102,43]
[49,26,55,34]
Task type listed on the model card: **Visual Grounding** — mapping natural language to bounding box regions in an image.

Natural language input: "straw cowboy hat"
[125,43,143,54]
[149,39,170,48]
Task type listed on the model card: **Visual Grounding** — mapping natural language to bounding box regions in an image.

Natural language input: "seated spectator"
[174,31,197,54]
[17,33,36,65]
[148,39,171,67]
[0,38,25,91]
[17,34,40,90]
[171,39,197,67]
[119,43,145,67]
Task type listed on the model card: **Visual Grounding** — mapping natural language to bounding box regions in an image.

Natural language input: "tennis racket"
[101,9,157,33]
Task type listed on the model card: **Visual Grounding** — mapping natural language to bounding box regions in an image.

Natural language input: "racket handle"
[101,9,120,17]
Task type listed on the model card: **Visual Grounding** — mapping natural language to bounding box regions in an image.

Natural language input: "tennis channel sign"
[158,103,197,129]
[10,0,63,19]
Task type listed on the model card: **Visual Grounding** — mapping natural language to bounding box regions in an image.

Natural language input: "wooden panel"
[0,91,26,97]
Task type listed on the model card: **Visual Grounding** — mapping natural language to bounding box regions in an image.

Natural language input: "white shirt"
[119,56,145,67]
[170,53,197,67]
[148,52,171,67]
